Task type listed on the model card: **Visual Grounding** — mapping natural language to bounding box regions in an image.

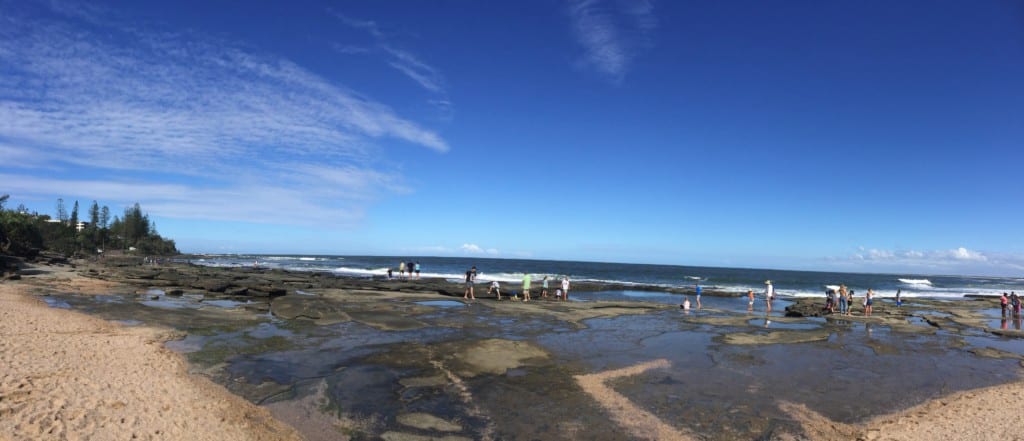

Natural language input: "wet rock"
[190,279,232,293]
[968,347,1024,360]
[225,286,249,296]
[396,413,461,432]
[784,298,827,317]
[380,432,471,441]
[450,338,549,377]
[399,375,448,388]
[715,329,831,345]
[348,311,426,331]
[271,295,351,323]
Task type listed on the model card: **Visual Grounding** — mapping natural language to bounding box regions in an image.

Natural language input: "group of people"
[683,280,778,312]
[823,284,882,316]
[1000,292,1022,317]
[463,266,572,302]
[388,261,421,279]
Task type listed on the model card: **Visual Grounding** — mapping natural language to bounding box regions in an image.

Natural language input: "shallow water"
[39,289,1024,440]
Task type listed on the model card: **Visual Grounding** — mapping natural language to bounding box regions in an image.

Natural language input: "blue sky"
[1,0,1022,276]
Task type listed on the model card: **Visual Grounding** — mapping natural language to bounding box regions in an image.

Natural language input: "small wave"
[299,257,317,261]
[685,276,703,280]
[898,278,932,286]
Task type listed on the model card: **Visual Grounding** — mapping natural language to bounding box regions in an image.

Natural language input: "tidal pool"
[38,288,1024,440]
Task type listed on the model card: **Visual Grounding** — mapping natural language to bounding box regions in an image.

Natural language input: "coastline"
[1,258,1022,440]
[0,264,302,441]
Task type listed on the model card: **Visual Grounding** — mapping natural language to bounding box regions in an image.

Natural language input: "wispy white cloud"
[0,4,448,227]
[330,10,448,98]
[567,0,656,83]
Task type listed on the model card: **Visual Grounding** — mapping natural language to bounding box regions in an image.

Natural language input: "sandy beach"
[2,261,1023,440]
[0,265,302,441]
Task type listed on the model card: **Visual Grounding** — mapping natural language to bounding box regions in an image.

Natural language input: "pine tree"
[56,198,67,222]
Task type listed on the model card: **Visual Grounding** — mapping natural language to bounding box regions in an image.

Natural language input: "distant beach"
[2,257,1024,440]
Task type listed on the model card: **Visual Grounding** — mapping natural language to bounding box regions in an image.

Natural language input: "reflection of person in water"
[1002,318,1008,330]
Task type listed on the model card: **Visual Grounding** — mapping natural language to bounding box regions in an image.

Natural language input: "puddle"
[145,289,166,296]
[116,319,144,326]
[987,317,1024,330]
[247,322,295,339]
[415,300,466,308]
[202,299,250,308]
[165,334,209,353]
[141,298,201,309]
[41,296,72,309]
[963,335,1024,356]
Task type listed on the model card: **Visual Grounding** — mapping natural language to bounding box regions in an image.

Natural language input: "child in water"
[681,297,691,311]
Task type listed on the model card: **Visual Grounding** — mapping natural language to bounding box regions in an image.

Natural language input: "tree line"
[0,194,178,258]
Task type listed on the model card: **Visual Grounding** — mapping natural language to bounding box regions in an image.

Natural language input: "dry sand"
[0,267,302,441]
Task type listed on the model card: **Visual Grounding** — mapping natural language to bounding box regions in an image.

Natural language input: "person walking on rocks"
[541,276,550,298]
[561,276,571,302]
[522,273,532,302]
[463,266,477,300]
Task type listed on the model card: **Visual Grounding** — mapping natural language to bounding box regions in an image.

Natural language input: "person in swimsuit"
[1001,293,1009,317]
[695,283,702,309]
[747,290,755,311]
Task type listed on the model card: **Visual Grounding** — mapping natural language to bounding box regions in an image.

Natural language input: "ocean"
[188,255,1023,299]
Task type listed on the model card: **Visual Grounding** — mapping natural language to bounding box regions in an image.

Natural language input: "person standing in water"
[896,288,902,307]
[865,289,875,316]
[1001,292,1009,317]
[561,276,571,302]
[764,280,774,312]
[747,290,755,311]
